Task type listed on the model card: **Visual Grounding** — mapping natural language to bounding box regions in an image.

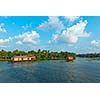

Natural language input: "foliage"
[0,49,76,61]
[77,53,100,58]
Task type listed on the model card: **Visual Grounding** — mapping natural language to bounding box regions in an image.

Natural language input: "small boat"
[66,56,75,62]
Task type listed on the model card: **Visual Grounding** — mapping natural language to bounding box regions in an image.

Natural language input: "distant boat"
[66,56,75,62]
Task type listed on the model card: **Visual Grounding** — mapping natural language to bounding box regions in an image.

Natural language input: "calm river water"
[0,57,100,83]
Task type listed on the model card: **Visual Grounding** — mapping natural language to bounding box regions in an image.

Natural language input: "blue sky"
[0,16,100,53]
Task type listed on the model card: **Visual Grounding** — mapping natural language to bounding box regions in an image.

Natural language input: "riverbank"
[0,56,100,62]
[0,49,76,61]
[0,49,100,62]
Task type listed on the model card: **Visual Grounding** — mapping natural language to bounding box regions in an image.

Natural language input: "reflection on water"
[0,58,100,82]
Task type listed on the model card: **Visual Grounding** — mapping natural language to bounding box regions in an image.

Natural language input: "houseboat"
[66,56,75,62]
[11,55,37,62]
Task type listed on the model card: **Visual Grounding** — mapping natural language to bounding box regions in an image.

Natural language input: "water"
[0,58,100,83]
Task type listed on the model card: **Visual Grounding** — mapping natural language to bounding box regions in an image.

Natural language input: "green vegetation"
[1,49,100,61]
[0,49,76,61]
[77,53,100,58]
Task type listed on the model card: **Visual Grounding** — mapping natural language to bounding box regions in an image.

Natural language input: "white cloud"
[16,41,23,45]
[49,20,90,44]
[64,16,80,22]
[0,37,12,49]
[0,30,40,47]
[0,38,10,44]
[91,40,100,46]
[60,20,90,44]
[37,16,65,33]
[15,31,40,44]
[21,23,32,30]
[0,30,40,50]
[48,34,58,44]
[0,45,8,48]
[0,23,7,33]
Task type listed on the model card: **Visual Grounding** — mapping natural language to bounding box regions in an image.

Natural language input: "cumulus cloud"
[0,37,12,45]
[21,23,32,30]
[91,40,100,46]
[60,20,90,44]
[15,31,40,44]
[48,34,59,44]
[0,23,7,33]
[16,41,23,45]
[0,30,40,47]
[64,16,80,22]
[0,37,12,49]
[49,20,90,44]
[0,45,8,48]
[0,39,9,44]
[37,16,65,33]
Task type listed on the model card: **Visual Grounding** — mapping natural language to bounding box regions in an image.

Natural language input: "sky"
[0,16,100,53]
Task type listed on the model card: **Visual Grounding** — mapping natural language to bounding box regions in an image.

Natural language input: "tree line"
[77,53,100,58]
[0,49,76,61]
